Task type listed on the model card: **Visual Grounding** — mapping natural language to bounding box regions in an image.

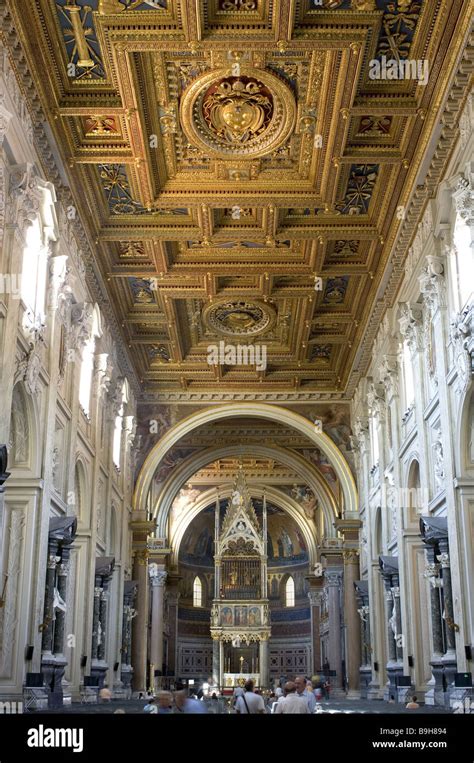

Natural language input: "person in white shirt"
[270,687,284,713]
[274,682,309,714]
[295,675,316,712]
[235,679,265,714]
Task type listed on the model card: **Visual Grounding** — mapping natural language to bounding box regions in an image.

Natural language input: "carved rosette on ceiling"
[203,299,276,337]
[179,68,296,159]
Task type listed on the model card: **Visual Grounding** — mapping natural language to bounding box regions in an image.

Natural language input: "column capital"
[367,380,386,420]
[419,253,447,314]
[8,163,43,235]
[453,173,474,226]
[0,102,13,145]
[325,570,343,587]
[47,553,59,570]
[436,552,450,568]
[398,302,423,353]
[149,565,167,587]
[378,354,399,400]
[342,549,360,564]
[307,590,322,606]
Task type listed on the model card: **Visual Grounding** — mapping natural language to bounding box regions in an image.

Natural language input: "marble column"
[91,587,102,661]
[383,586,397,663]
[41,552,58,654]
[259,638,269,688]
[166,588,180,677]
[326,571,343,689]
[97,590,108,661]
[52,558,69,656]
[343,550,362,695]
[425,556,444,656]
[131,551,149,693]
[149,567,167,675]
[120,581,137,697]
[354,580,371,698]
[121,607,129,666]
[392,584,403,662]
[308,590,322,674]
[212,638,219,686]
[424,555,444,706]
[359,606,370,664]
[438,544,458,700]
[438,546,456,653]
[218,640,224,688]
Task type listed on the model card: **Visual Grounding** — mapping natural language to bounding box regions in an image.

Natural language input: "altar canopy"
[210,470,271,688]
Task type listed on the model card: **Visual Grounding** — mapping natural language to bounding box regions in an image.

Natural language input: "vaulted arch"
[152,442,337,542]
[134,404,357,519]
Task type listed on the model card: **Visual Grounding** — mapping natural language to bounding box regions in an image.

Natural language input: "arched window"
[453,214,473,310]
[193,576,202,607]
[21,217,48,326]
[370,415,379,465]
[402,341,415,408]
[79,305,101,416]
[285,576,295,607]
[112,380,129,469]
[20,180,57,330]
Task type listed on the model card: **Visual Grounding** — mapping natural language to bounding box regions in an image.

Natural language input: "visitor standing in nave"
[173,689,208,713]
[295,676,316,712]
[274,682,309,714]
[235,679,266,714]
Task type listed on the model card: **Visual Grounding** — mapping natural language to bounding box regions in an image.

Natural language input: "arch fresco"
[134,403,358,522]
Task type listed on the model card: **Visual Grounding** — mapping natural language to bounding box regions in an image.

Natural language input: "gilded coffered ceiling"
[10,0,472,399]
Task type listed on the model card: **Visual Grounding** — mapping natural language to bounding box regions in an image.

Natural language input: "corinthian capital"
[8,163,42,234]
[398,302,423,353]
[0,102,13,146]
[453,174,474,226]
[94,353,112,398]
[367,381,386,419]
[70,302,94,352]
[419,254,447,314]
[379,354,399,400]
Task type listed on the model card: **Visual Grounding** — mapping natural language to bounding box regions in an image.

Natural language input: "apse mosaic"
[179,502,308,567]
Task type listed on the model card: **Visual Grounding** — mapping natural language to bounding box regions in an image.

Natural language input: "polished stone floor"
[38,698,454,714]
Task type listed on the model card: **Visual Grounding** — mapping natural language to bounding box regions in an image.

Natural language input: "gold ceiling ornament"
[203,299,277,337]
[179,67,296,159]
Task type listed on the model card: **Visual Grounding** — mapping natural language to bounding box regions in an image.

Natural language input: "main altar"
[210,470,271,689]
